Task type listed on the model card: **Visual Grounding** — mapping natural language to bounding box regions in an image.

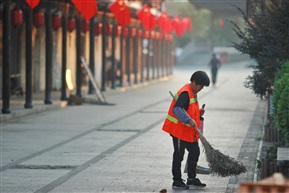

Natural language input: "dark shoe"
[172,179,189,190]
[187,178,206,189]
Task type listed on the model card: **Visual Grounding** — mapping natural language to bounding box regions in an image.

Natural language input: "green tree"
[232,0,289,98]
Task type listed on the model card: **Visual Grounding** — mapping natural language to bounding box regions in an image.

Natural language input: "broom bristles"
[199,134,247,177]
[169,91,247,177]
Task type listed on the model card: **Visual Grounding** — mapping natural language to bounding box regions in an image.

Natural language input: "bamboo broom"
[169,91,247,177]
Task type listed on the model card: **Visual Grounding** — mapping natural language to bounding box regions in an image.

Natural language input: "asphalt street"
[0,56,266,193]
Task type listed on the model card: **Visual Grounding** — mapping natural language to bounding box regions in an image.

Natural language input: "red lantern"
[95,23,102,35]
[155,32,160,40]
[11,9,23,26]
[52,15,61,30]
[106,24,113,35]
[82,19,89,33]
[137,29,142,38]
[33,11,44,28]
[144,30,149,39]
[130,28,136,37]
[150,31,155,39]
[67,17,75,32]
[123,28,128,37]
[115,26,121,36]
[218,19,224,27]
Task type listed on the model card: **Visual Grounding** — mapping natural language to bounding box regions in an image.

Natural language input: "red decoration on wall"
[109,0,131,27]
[144,30,150,39]
[12,9,23,26]
[82,19,89,33]
[115,26,122,36]
[136,4,155,31]
[33,11,44,28]
[68,17,76,32]
[130,28,136,37]
[156,12,172,34]
[25,0,40,9]
[95,23,102,35]
[137,29,143,38]
[52,15,61,30]
[106,24,113,35]
[172,16,185,36]
[123,28,129,37]
[71,0,98,21]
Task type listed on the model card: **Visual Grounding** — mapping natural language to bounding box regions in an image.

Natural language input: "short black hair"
[190,71,210,86]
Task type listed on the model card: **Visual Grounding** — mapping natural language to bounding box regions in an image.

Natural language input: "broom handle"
[169,91,204,137]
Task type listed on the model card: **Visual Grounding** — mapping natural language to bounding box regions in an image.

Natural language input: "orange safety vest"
[162,84,200,142]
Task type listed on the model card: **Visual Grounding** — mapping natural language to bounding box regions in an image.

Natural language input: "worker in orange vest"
[162,71,210,190]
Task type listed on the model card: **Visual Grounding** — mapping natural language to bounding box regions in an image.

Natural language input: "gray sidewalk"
[0,58,265,193]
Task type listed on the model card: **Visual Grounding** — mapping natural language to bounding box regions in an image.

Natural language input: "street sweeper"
[162,71,210,190]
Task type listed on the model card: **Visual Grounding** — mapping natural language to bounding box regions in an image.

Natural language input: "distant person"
[162,71,210,190]
[208,53,221,87]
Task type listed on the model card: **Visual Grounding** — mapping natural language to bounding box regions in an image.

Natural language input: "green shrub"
[272,61,289,146]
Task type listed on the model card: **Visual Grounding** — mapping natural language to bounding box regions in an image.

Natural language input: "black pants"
[171,135,200,181]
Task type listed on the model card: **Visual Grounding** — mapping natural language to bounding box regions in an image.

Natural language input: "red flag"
[25,0,40,9]
[182,17,192,31]
[136,5,155,31]
[109,0,131,27]
[172,16,185,36]
[156,12,172,34]
[71,0,98,21]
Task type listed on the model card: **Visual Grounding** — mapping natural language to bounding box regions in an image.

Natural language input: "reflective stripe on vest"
[166,115,190,127]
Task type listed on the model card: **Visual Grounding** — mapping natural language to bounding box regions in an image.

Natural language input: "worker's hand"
[187,119,197,128]
[200,104,206,116]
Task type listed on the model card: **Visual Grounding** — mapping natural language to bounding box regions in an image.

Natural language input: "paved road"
[1,57,265,193]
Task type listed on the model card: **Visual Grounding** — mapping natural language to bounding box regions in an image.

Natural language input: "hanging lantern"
[33,11,45,28]
[150,31,155,39]
[67,17,76,32]
[155,32,160,40]
[95,23,102,35]
[106,24,113,35]
[144,30,150,39]
[218,19,224,27]
[130,28,136,37]
[11,9,23,26]
[137,29,142,38]
[115,26,121,36]
[82,19,89,33]
[52,14,61,30]
[123,28,129,37]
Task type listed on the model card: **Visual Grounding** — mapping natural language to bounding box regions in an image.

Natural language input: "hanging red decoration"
[115,26,122,36]
[144,30,150,39]
[182,17,192,31]
[172,16,185,37]
[11,9,23,26]
[71,0,98,21]
[218,19,225,27]
[156,12,172,34]
[95,23,102,35]
[25,0,40,9]
[33,11,45,28]
[136,4,155,31]
[123,28,129,37]
[82,19,89,33]
[106,24,113,35]
[67,17,76,32]
[130,28,136,37]
[52,15,61,30]
[137,29,143,38]
[109,0,131,27]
